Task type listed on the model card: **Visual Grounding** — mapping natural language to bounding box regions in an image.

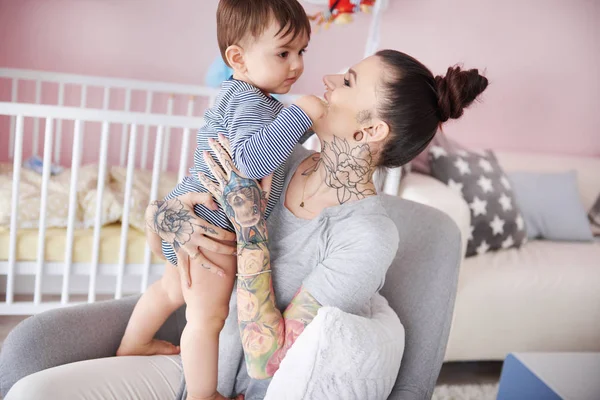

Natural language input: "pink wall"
[1,0,599,158]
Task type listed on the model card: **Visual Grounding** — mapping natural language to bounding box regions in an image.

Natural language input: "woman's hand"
[198,134,272,242]
[145,192,236,285]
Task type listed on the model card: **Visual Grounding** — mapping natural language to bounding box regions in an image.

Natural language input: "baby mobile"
[307,0,376,28]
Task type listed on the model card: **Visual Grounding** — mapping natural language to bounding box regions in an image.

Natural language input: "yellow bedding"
[0,163,180,264]
[0,224,164,264]
[0,163,179,233]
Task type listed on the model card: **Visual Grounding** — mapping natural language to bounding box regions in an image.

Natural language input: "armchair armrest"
[399,173,471,257]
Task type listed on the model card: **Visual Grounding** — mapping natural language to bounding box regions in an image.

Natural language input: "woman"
[0,50,487,400]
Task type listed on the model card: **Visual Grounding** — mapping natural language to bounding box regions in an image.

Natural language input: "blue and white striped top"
[161,79,312,263]
[192,78,312,181]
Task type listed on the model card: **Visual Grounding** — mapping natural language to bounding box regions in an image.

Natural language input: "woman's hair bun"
[435,66,488,122]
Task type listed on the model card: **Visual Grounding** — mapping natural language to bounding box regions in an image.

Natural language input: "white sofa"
[398,151,600,361]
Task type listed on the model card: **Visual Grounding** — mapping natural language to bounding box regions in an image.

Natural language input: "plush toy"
[309,0,376,28]
[205,56,234,88]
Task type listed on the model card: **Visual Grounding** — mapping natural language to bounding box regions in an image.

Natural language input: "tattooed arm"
[199,137,323,379]
[233,231,322,379]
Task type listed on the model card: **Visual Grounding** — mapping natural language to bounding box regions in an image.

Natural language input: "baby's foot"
[116,339,180,356]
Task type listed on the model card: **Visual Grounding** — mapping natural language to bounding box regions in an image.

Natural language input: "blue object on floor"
[498,352,600,400]
[497,354,561,400]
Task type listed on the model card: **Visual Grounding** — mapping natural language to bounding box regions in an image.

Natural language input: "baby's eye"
[278,51,289,58]
[344,78,350,87]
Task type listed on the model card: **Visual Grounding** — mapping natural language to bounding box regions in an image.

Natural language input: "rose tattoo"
[147,199,202,253]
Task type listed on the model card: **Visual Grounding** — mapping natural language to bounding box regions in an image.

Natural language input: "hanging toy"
[205,56,234,88]
[309,0,376,29]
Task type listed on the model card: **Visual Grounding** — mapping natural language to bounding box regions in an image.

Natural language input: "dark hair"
[375,49,488,168]
[217,0,311,67]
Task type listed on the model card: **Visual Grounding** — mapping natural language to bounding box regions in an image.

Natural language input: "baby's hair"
[217,0,311,67]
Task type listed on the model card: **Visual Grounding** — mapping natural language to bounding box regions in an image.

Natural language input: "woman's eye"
[299,49,306,55]
[279,51,289,58]
[344,78,350,87]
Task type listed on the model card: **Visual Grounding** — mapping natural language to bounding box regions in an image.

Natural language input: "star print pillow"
[428,146,527,257]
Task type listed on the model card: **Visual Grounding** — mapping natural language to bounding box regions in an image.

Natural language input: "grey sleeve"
[303,215,400,315]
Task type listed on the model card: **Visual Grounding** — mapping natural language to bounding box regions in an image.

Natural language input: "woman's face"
[316,55,384,142]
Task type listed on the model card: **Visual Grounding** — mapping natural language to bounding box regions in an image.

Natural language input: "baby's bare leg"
[180,249,237,400]
[117,263,184,356]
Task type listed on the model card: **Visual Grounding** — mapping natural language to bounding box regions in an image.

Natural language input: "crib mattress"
[0,224,164,264]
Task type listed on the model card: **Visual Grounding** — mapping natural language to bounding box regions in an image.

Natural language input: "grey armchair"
[380,195,462,400]
[0,195,461,400]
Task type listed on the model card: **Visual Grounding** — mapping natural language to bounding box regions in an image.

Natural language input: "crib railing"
[0,101,205,314]
[0,68,299,171]
[0,68,218,171]
[0,70,401,316]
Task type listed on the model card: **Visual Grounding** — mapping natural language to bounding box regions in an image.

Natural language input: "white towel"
[266,294,404,400]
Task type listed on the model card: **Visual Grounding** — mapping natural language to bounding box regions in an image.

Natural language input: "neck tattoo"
[299,136,376,208]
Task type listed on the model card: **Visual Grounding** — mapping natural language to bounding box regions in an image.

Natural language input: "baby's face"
[243,20,309,94]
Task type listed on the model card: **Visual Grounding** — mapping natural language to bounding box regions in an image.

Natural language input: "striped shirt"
[192,78,312,180]
[162,78,311,265]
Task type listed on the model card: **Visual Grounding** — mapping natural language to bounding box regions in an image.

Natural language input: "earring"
[353,131,364,141]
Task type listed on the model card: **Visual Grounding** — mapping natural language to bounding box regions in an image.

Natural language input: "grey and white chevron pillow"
[429,146,527,257]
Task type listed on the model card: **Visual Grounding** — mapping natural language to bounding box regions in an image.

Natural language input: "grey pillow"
[508,171,594,241]
[429,147,527,257]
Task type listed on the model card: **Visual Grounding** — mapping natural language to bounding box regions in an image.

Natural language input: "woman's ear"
[225,45,246,74]
[367,118,390,143]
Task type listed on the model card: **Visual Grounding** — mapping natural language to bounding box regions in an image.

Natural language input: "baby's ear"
[225,45,246,74]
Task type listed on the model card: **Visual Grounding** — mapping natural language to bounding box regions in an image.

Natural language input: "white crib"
[0,68,399,316]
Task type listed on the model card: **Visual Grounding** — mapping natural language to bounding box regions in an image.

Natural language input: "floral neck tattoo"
[301,136,376,207]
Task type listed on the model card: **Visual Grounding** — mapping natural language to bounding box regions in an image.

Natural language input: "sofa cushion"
[265,294,404,400]
[446,238,600,361]
[494,152,600,212]
[429,148,526,257]
[508,171,594,241]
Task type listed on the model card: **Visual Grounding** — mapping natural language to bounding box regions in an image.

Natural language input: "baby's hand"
[295,95,328,123]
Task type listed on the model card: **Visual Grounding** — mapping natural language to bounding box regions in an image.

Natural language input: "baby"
[117,0,323,399]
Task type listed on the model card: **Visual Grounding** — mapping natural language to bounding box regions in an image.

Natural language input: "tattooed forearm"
[265,287,321,375]
[214,170,283,378]
[235,243,284,379]
[208,152,324,379]
[221,174,322,379]
[222,171,268,245]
